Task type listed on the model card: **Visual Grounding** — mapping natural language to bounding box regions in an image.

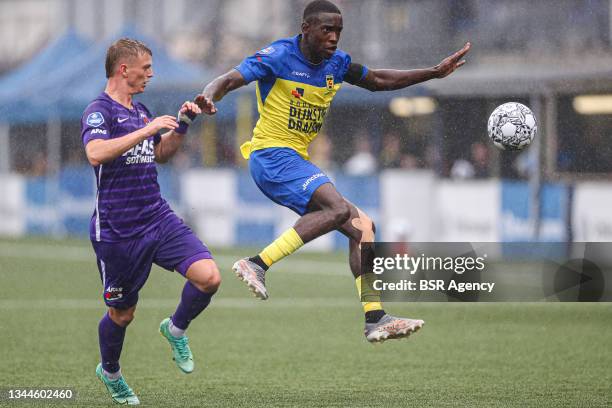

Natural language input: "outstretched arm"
[355,42,471,92]
[194,69,246,114]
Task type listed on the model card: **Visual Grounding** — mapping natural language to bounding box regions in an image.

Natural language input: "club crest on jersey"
[86,112,105,127]
[326,74,334,90]
[291,87,305,99]
[140,113,150,124]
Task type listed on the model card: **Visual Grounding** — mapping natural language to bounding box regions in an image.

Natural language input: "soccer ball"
[487,102,537,151]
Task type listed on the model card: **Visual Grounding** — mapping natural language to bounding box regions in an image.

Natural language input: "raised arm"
[355,42,471,92]
[194,69,246,115]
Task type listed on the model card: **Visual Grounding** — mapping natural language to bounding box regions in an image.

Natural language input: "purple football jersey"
[81,92,172,242]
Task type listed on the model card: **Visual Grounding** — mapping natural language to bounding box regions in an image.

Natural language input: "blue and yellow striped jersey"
[235,35,368,160]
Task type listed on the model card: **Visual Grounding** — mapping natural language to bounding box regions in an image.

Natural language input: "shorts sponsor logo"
[302,173,325,191]
[86,112,105,127]
[104,286,123,301]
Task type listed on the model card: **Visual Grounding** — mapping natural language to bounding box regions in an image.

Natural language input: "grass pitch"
[1,237,611,407]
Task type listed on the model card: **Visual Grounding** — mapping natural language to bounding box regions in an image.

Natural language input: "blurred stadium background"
[1,1,611,406]
[0,0,611,246]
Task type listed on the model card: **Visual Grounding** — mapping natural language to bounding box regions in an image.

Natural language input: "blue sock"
[171,281,214,331]
[98,313,126,374]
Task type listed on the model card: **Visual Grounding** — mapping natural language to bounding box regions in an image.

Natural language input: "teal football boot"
[159,317,194,374]
[95,363,140,405]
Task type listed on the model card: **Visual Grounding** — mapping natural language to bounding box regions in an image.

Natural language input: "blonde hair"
[105,38,152,78]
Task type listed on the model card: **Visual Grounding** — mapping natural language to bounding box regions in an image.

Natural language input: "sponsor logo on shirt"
[291,87,305,99]
[91,128,107,135]
[117,117,129,123]
[292,71,311,79]
[122,139,155,165]
[288,99,328,134]
[86,112,105,127]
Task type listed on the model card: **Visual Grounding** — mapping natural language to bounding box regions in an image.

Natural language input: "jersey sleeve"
[337,52,369,85]
[81,102,112,146]
[235,44,285,84]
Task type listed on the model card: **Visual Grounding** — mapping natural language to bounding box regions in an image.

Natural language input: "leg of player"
[336,203,425,343]
[96,306,140,405]
[159,259,221,374]
[233,183,350,299]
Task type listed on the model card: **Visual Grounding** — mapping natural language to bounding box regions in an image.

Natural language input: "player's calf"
[160,278,216,374]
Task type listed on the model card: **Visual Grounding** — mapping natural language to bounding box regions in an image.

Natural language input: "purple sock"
[98,313,126,374]
[171,281,214,330]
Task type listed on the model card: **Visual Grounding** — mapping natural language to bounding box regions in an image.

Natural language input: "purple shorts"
[92,212,212,309]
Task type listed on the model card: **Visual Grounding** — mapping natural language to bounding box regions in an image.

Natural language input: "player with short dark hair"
[82,37,221,405]
[196,0,469,342]
[303,0,341,18]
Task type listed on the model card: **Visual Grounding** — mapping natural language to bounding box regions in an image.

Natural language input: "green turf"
[1,238,611,407]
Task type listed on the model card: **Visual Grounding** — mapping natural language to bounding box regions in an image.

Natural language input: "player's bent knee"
[108,307,136,327]
[332,202,351,226]
[186,259,221,293]
[205,267,222,292]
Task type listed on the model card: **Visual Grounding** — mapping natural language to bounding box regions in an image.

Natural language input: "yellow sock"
[355,275,383,313]
[259,228,304,267]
